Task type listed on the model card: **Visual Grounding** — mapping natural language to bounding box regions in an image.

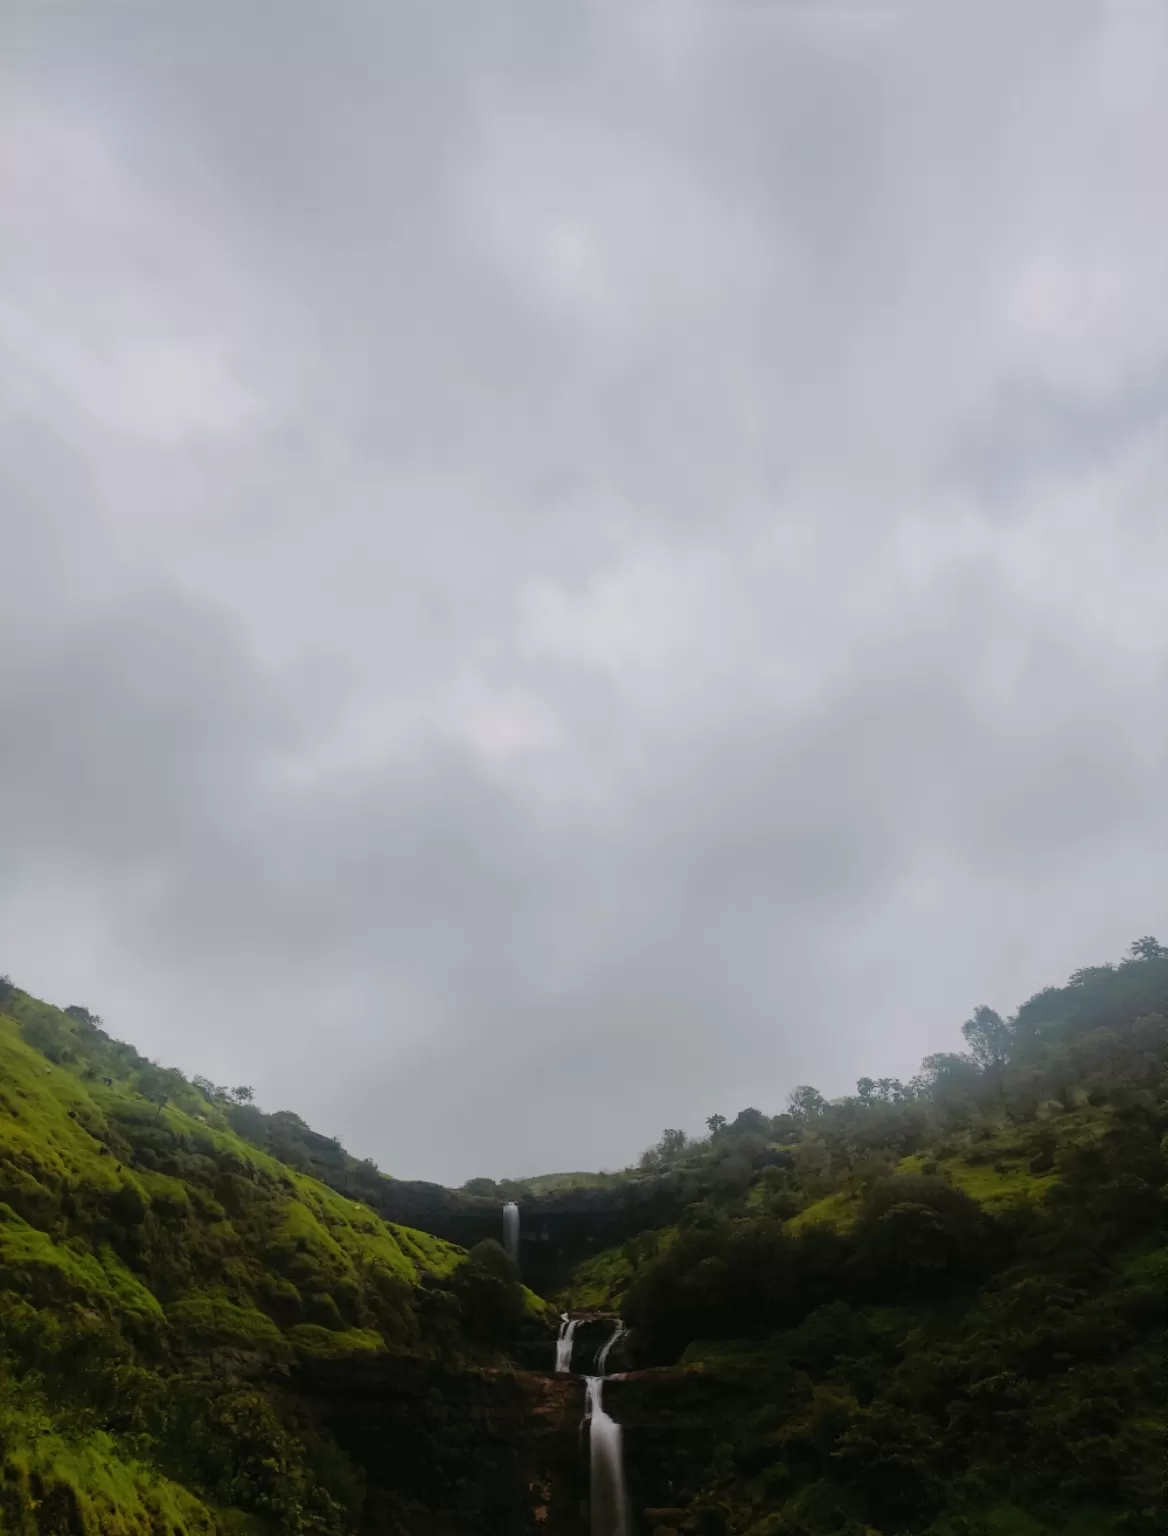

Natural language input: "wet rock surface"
[300,1355,590,1534]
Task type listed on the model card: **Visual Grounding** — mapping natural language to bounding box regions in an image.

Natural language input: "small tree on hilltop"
[961,1005,1013,1071]
[1128,935,1165,963]
[461,1177,500,1198]
[788,1085,827,1120]
[64,1005,104,1028]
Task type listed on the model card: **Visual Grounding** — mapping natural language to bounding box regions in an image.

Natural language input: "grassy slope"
[591,1109,1164,1535]
[0,993,476,1532]
[559,1226,680,1312]
[559,1124,1070,1309]
[0,1008,464,1318]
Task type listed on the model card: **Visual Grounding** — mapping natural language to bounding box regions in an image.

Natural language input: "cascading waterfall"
[555,1314,581,1373]
[502,1201,519,1265]
[584,1323,630,1536]
[595,1322,626,1376]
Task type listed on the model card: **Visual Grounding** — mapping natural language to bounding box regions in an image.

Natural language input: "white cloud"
[1,2,1165,1182]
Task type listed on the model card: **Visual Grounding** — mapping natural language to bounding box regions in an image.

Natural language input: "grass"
[0,1379,234,1535]
[559,1226,680,1311]
[895,1150,1059,1208]
[784,1191,856,1233]
[165,1295,290,1354]
[0,1005,469,1331]
[518,1170,631,1194]
[287,1323,387,1360]
[0,990,489,1529]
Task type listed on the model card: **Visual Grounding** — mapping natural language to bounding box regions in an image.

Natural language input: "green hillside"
[0,986,551,1533]
[559,941,1168,1535]
[0,942,1163,1534]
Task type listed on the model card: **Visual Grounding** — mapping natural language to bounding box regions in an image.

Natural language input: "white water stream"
[502,1201,519,1265]
[555,1314,581,1373]
[595,1323,626,1375]
[584,1323,630,1536]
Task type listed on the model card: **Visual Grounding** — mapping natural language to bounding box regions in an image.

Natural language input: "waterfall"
[595,1322,626,1376]
[584,1322,629,1536]
[585,1374,629,1536]
[502,1201,519,1265]
[555,1313,581,1373]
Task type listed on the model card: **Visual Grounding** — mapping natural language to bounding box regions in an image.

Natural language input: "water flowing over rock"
[502,1199,520,1264]
[585,1323,630,1536]
[556,1313,581,1373]
[585,1374,629,1536]
[595,1322,626,1376]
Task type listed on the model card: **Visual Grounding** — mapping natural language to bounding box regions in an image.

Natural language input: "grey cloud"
[1,3,1165,1182]
[952,368,1168,504]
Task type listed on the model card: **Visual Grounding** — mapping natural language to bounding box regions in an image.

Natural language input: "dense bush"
[610,944,1166,1534]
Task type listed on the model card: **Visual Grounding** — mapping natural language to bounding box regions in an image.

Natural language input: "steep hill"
[0,942,1163,1535]
[0,985,564,1533]
[557,942,1168,1535]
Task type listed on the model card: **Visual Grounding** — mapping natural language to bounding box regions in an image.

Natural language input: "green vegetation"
[0,986,547,1532]
[575,939,1167,1535]
[559,1226,680,1313]
[0,939,1163,1533]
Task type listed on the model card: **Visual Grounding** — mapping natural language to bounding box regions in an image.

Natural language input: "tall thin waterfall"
[502,1201,519,1265]
[555,1314,580,1373]
[585,1323,630,1536]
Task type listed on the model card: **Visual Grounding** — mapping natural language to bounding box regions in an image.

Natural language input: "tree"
[230,1086,255,1105]
[64,1005,103,1027]
[137,1064,177,1115]
[961,1005,1013,1070]
[706,1114,727,1137]
[1128,935,1165,962]
[452,1240,525,1344]
[0,975,14,1006]
[787,1085,826,1120]
[461,1177,500,1197]
[658,1128,689,1159]
[730,1107,770,1136]
[918,1052,982,1105]
[877,1077,908,1103]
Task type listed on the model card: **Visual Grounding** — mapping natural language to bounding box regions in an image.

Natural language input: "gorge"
[0,943,1164,1533]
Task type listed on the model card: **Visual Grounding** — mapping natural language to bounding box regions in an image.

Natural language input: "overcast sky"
[2,3,1165,1184]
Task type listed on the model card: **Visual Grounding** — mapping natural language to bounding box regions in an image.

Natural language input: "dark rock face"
[299,1355,589,1534]
[560,1315,628,1377]
[604,1370,756,1535]
[508,1184,692,1294]
[359,1176,694,1293]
